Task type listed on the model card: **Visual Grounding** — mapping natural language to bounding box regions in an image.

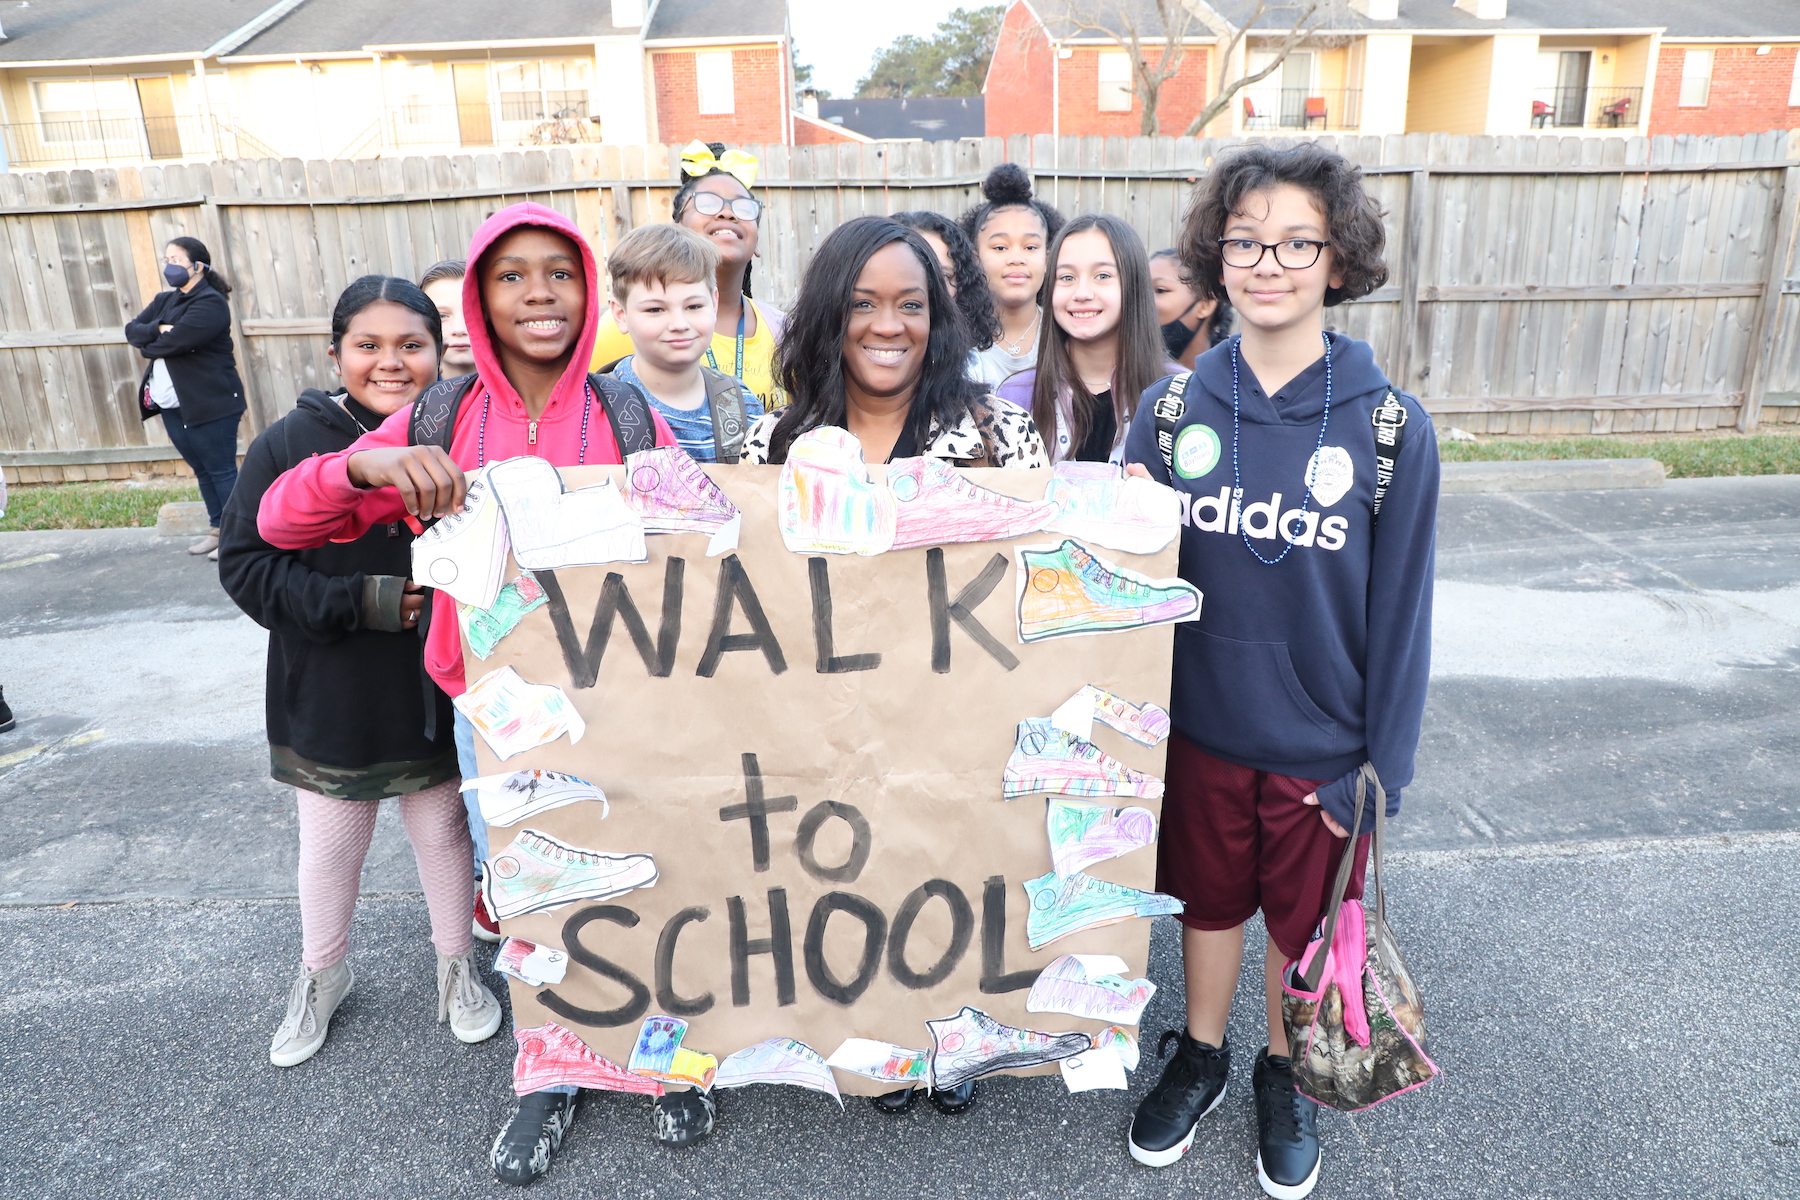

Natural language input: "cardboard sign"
[471,465,1180,1097]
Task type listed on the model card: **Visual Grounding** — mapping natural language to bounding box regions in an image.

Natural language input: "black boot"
[1253,1048,1321,1199]
[491,1089,579,1186]
[1128,1030,1230,1167]
[652,1087,717,1148]
[868,1087,921,1114]
[0,687,14,734]
[925,1078,978,1114]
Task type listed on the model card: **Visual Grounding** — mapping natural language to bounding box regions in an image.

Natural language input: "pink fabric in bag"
[1291,898,1371,1048]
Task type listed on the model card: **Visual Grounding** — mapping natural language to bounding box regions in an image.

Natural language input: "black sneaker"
[1128,1030,1230,1167]
[0,687,14,734]
[926,1078,978,1115]
[491,1089,579,1186]
[1254,1048,1321,1199]
[652,1087,716,1148]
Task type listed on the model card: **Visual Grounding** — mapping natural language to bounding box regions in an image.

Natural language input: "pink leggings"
[295,779,474,970]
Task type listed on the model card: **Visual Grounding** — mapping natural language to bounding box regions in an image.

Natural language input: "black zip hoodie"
[218,389,455,786]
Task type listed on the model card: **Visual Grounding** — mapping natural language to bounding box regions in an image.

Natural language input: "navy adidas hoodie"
[1122,332,1437,828]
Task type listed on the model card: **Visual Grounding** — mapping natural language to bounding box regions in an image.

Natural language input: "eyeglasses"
[1217,238,1330,270]
[683,192,763,222]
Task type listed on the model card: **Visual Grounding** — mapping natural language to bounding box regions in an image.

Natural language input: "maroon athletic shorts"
[1156,732,1369,961]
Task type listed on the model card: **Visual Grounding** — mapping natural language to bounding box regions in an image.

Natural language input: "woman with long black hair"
[125,236,246,559]
[744,215,1045,469]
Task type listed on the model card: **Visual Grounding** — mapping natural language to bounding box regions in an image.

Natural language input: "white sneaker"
[269,959,353,1067]
[438,950,503,1044]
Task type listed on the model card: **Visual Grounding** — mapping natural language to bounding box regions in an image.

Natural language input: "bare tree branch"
[1182,1,1332,138]
[1047,0,1201,137]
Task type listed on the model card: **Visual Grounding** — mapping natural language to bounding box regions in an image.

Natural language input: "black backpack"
[593,359,751,464]
[406,371,659,458]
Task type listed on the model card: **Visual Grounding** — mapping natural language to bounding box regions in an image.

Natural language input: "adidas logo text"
[1176,487,1349,551]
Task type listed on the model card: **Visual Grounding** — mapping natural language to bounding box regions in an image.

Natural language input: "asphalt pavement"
[2,476,1797,1199]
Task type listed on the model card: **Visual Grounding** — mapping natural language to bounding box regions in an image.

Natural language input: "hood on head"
[462,202,601,420]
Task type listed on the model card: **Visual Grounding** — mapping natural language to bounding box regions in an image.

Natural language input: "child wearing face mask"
[217,276,501,1072]
[1151,248,1233,370]
[598,223,763,462]
[420,260,477,377]
[995,214,1177,465]
[959,163,1065,388]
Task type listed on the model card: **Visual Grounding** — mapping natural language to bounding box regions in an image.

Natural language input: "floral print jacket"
[742,395,1049,468]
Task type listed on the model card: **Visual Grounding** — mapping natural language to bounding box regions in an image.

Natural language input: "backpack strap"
[700,365,749,464]
[1370,389,1408,527]
[407,373,480,450]
[1153,370,1194,475]
[589,372,658,458]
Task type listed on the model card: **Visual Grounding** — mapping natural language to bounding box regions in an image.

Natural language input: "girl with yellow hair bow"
[591,141,788,409]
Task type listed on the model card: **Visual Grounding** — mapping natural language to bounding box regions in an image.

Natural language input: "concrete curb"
[154,501,212,536]
[1440,457,1666,493]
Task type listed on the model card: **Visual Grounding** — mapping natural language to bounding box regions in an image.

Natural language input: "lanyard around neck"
[705,303,748,380]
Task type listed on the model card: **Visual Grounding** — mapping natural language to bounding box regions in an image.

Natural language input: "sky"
[787,0,977,98]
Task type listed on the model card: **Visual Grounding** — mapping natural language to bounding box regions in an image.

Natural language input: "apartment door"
[1279,52,1313,127]
[1553,50,1590,127]
[134,76,182,158]
[453,63,493,146]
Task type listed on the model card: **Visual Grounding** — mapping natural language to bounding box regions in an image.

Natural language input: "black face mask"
[1161,314,1199,359]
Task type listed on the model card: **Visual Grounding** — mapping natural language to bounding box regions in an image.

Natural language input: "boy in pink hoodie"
[258,203,695,1185]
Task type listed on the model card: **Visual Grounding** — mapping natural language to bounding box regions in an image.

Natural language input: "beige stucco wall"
[1405,37,1494,134]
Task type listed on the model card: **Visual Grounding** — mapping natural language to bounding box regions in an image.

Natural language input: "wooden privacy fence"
[2,132,1798,482]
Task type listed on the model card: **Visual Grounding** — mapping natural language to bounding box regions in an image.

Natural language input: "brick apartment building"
[985,0,1800,141]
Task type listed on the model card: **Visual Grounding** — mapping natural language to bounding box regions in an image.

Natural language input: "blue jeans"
[159,407,240,528]
[453,710,489,873]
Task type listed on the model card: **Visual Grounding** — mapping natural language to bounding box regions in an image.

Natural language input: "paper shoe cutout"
[1047,798,1158,877]
[779,427,896,555]
[485,828,656,920]
[488,455,647,570]
[1059,1025,1140,1093]
[886,455,1056,551]
[461,571,547,660]
[1094,1024,1140,1072]
[1027,952,1157,1024]
[624,446,741,536]
[455,666,586,760]
[1043,461,1181,555]
[1050,683,1171,747]
[1003,718,1163,801]
[628,1015,717,1089]
[411,463,510,609]
[1023,870,1183,949]
[1305,445,1355,508]
[513,1021,663,1096]
[1015,539,1200,643]
[926,1006,1091,1090]
[466,768,607,828]
[495,937,569,987]
[715,1038,843,1108]
[824,1038,930,1084]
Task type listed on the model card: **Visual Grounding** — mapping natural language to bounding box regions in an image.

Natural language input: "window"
[495,58,591,121]
[1678,48,1712,107]
[1789,51,1800,106]
[32,78,135,143]
[1097,51,1133,112]
[398,63,438,125]
[697,51,735,115]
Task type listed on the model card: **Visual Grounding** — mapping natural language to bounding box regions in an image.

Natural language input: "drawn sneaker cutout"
[1046,797,1159,877]
[1016,539,1200,642]
[468,768,608,829]
[512,1021,664,1095]
[1003,718,1164,800]
[925,1006,1092,1090]
[886,455,1057,550]
[488,455,647,570]
[1051,683,1172,747]
[714,1038,843,1106]
[629,1015,719,1089]
[623,446,740,535]
[778,427,896,555]
[485,828,657,920]
[1044,461,1182,555]
[411,464,511,609]
[1023,870,1184,950]
[1026,953,1157,1024]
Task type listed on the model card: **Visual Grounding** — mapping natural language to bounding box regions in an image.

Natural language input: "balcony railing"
[1240,88,1362,132]
[1530,86,1643,130]
[0,114,260,169]
[375,103,604,154]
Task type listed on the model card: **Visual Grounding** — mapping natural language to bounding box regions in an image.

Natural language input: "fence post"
[1393,168,1429,394]
[1739,162,1800,434]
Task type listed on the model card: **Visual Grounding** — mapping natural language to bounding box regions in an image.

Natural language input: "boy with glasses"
[1120,143,1438,1198]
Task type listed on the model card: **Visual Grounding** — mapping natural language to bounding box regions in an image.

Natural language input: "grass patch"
[1439,432,1800,479]
[0,481,202,532]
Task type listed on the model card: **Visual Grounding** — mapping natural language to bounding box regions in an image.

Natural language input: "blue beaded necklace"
[1229,331,1332,567]
[475,381,596,468]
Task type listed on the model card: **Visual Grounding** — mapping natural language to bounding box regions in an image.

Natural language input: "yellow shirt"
[591,299,787,410]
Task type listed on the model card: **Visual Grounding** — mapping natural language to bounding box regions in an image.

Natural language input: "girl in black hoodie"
[219,276,501,1069]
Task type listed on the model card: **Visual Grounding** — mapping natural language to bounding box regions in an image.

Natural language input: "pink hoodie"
[258,202,676,696]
